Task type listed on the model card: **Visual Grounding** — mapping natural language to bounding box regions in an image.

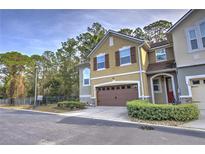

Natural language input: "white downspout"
[137,43,145,100]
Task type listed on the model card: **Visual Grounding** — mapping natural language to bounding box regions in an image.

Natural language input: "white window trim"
[155,48,167,63]
[119,47,131,66]
[186,26,200,52]
[120,62,132,67]
[96,53,105,70]
[83,68,90,86]
[153,78,162,93]
[185,74,205,98]
[198,19,205,49]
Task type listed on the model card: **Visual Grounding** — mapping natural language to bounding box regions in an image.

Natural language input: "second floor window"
[97,55,105,70]
[188,28,199,50]
[199,21,205,48]
[186,19,205,52]
[120,48,131,65]
[155,48,167,62]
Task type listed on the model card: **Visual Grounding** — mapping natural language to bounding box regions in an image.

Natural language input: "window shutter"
[130,46,136,63]
[105,54,109,68]
[115,51,120,66]
[93,57,97,71]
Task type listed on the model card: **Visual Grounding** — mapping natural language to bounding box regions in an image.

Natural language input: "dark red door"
[166,78,174,103]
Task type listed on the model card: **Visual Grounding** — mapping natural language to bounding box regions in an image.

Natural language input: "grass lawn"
[0,103,81,113]
[34,104,76,113]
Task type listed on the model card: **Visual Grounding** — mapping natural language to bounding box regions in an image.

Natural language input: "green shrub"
[127,100,199,121]
[57,101,86,110]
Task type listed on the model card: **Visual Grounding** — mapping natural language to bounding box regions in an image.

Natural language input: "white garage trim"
[92,80,142,104]
[185,74,205,97]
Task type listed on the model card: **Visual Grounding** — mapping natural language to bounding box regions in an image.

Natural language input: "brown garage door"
[96,84,138,106]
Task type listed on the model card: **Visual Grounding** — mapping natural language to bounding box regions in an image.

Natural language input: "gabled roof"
[149,40,169,49]
[167,9,194,33]
[87,30,144,57]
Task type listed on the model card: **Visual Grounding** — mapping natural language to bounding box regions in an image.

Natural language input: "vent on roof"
[109,36,114,46]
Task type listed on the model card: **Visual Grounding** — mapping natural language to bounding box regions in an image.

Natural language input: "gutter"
[137,42,146,100]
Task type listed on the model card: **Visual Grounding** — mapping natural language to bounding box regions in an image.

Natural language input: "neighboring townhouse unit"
[78,30,178,106]
[167,9,205,109]
[147,41,178,104]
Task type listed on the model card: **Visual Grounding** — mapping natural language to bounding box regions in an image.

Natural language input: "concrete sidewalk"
[181,110,205,130]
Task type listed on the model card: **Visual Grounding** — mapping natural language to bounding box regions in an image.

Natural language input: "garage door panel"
[191,79,205,109]
[97,84,138,106]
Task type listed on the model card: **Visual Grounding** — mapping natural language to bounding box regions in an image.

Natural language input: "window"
[153,78,161,93]
[192,80,200,85]
[97,55,105,70]
[186,20,205,52]
[83,68,90,86]
[188,28,199,50]
[199,21,205,47]
[155,48,167,62]
[120,48,131,65]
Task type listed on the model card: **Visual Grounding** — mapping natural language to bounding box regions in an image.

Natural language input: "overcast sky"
[0,9,188,55]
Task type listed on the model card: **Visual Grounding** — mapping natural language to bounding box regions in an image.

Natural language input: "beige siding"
[91,73,140,97]
[90,34,143,98]
[141,47,149,70]
[90,34,140,78]
[142,73,149,96]
[172,10,205,67]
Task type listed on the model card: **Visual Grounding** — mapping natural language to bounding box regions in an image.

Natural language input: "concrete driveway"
[182,110,205,130]
[62,106,129,122]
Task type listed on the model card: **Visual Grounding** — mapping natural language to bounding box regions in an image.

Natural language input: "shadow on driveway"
[58,116,205,139]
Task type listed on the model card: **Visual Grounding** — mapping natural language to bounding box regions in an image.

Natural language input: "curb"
[1,107,205,132]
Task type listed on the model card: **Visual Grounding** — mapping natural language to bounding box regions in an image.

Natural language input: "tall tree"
[77,22,106,62]
[0,52,32,104]
[118,28,134,36]
[143,20,172,43]
[133,27,147,40]
[119,27,147,40]
[56,38,79,97]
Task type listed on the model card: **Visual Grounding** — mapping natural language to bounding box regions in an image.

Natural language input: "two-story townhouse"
[78,30,178,106]
[167,9,205,109]
[88,30,150,106]
[147,41,178,104]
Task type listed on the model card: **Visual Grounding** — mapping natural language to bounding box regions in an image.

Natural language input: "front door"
[166,77,174,103]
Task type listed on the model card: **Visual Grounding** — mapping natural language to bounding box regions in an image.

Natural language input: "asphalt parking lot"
[0,108,205,145]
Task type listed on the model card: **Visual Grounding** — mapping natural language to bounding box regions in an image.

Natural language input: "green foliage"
[127,100,199,121]
[119,27,146,40]
[119,20,172,42]
[77,22,106,61]
[57,101,86,110]
[0,52,33,103]
[143,20,172,42]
